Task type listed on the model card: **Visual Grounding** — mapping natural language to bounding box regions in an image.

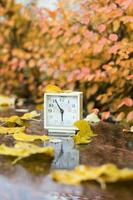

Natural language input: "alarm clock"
[44,92,83,136]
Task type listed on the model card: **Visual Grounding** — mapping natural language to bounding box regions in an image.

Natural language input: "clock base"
[48,130,76,137]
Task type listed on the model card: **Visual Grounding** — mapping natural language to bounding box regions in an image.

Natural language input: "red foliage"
[0,0,133,122]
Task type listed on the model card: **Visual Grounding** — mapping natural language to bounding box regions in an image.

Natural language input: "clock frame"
[44,92,83,136]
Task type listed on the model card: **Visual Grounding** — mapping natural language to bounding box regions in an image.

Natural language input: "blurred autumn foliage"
[0,0,133,122]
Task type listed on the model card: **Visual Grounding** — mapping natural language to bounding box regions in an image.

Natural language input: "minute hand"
[55,100,64,112]
[55,100,64,122]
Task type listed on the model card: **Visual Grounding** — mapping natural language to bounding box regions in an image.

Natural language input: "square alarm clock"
[44,92,83,136]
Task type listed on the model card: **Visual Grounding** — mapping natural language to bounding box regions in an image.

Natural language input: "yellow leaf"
[74,120,96,144]
[45,85,62,93]
[0,142,54,164]
[36,104,44,110]
[0,115,23,126]
[0,111,40,126]
[0,126,25,134]
[0,95,15,108]
[14,132,49,142]
[44,85,72,93]
[51,164,133,188]
[21,111,40,120]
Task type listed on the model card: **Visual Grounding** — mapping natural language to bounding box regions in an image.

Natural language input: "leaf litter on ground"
[13,132,49,142]
[0,111,40,126]
[0,110,52,163]
[0,142,54,164]
[0,126,49,142]
[0,126,25,134]
[51,163,133,189]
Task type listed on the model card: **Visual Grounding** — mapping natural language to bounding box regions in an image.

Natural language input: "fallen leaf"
[51,164,133,189]
[0,95,16,108]
[123,126,133,133]
[85,113,100,123]
[36,104,44,110]
[0,126,25,134]
[0,115,23,126]
[21,111,40,120]
[74,120,96,144]
[14,132,49,142]
[0,142,54,164]
[0,111,40,126]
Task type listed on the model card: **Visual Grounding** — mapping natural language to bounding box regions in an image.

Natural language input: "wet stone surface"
[0,109,133,200]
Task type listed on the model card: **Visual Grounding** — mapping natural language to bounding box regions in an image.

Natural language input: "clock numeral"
[60,97,65,102]
[48,104,54,108]
[48,109,52,112]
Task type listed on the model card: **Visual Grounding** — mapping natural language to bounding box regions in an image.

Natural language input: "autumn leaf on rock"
[85,113,100,123]
[123,126,133,133]
[0,126,49,142]
[51,164,133,188]
[14,132,49,142]
[0,142,54,164]
[0,95,15,109]
[21,111,40,120]
[36,104,44,111]
[0,111,40,126]
[74,120,96,145]
[0,126,25,135]
[0,115,23,126]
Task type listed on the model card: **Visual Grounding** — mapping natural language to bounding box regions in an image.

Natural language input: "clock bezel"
[44,92,83,133]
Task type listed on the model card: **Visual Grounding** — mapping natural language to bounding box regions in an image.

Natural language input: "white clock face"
[46,95,79,127]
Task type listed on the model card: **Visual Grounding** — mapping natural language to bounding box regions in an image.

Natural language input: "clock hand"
[55,100,64,112]
[55,100,64,122]
[61,111,64,122]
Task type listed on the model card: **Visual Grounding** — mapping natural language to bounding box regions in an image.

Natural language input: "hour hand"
[61,112,63,122]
